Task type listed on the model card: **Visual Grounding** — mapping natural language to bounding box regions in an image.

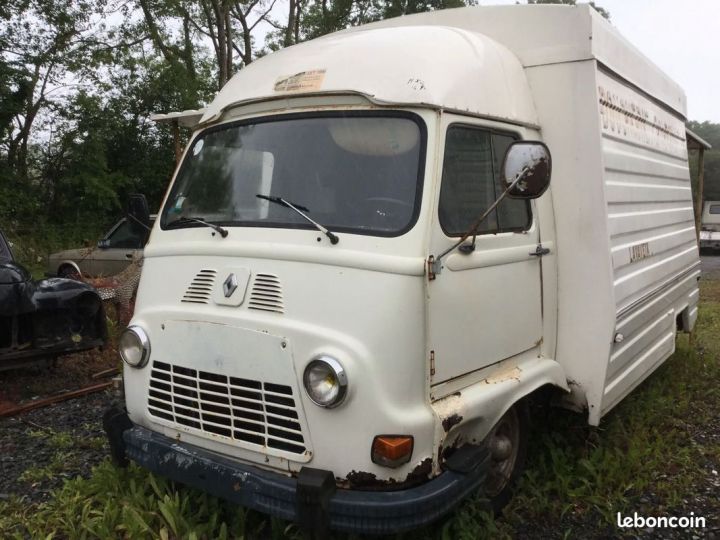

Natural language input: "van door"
[428,120,545,385]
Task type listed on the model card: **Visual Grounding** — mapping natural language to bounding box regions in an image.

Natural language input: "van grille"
[147,361,306,455]
[248,274,284,313]
[181,269,217,304]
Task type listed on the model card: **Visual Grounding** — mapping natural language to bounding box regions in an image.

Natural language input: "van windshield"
[160,113,425,237]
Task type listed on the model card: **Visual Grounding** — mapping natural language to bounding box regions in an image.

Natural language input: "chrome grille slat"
[248,273,284,314]
[266,411,301,424]
[267,432,304,444]
[267,423,303,436]
[264,403,297,418]
[182,270,217,304]
[147,360,306,455]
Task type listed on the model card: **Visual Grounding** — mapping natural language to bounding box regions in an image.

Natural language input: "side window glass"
[107,221,142,249]
[492,133,532,230]
[439,126,531,237]
[439,127,498,235]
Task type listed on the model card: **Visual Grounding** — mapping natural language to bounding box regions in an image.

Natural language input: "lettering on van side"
[629,242,652,264]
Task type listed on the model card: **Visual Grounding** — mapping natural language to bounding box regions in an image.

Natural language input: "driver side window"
[439,125,531,237]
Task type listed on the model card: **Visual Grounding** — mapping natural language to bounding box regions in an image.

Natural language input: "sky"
[482,0,720,123]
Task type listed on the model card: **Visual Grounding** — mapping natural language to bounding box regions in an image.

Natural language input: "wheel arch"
[433,358,569,457]
[57,260,82,277]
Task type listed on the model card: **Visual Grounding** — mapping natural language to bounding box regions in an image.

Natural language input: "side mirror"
[502,141,552,199]
[97,239,110,249]
[127,193,151,239]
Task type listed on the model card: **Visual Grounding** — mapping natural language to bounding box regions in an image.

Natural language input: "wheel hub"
[491,434,513,461]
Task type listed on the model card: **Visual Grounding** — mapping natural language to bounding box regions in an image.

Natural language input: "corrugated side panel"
[598,69,700,415]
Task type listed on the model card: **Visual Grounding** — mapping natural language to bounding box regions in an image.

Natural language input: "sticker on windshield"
[193,139,204,156]
[274,70,326,93]
[173,196,186,211]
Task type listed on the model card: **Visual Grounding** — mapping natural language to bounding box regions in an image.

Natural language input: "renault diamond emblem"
[223,274,238,298]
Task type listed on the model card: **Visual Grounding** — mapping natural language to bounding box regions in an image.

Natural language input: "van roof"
[201,4,686,125]
[201,24,537,126]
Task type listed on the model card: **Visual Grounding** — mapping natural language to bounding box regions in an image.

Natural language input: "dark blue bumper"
[121,424,490,534]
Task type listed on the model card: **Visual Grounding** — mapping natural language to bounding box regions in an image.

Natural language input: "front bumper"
[105,409,490,534]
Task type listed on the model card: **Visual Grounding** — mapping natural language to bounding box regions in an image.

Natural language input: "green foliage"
[687,120,720,201]
[0,461,302,540]
[0,0,215,251]
[526,0,610,20]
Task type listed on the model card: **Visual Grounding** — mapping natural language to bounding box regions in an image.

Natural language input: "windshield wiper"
[257,194,339,245]
[166,216,228,238]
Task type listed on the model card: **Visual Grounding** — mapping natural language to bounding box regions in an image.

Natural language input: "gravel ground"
[0,390,113,504]
[700,250,720,273]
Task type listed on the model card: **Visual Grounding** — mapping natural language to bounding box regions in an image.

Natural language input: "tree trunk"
[285,0,296,46]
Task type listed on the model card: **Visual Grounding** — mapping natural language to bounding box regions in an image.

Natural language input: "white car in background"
[700,201,720,251]
[48,216,155,278]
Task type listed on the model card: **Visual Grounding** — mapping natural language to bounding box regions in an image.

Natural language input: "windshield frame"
[159,110,428,238]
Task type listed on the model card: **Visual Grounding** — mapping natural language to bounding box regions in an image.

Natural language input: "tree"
[0,0,102,180]
[266,0,474,50]
[526,0,610,20]
[135,0,277,90]
[687,121,720,201]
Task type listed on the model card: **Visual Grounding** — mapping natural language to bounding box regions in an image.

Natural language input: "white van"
[104,5,701,533]
[700,201,720,250]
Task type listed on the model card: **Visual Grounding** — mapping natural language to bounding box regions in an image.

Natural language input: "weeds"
[3,462,255,539]
[18,451,74,484]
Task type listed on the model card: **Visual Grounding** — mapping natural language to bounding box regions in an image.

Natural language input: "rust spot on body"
[483,366,521,385]
[442,413,463,432]
[406,457,432,484]
[343,457,434,491]
[346,470,379,488]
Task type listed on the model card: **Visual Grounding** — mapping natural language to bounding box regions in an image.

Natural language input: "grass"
[2,282,719,539]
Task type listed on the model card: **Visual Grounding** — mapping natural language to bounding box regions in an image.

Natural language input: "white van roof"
[201,23,537,126]
[202,4,686,125]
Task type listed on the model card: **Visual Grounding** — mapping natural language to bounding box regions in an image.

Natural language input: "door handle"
[125,253,133,259]
[530,244,551,257]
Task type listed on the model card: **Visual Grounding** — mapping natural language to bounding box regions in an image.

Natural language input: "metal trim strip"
[616,261,701,320]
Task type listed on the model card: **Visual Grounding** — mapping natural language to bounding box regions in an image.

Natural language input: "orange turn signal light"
[371,435,413,468]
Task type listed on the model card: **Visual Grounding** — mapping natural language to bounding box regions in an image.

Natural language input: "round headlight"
[303,356,348,408]
[119,326,150,368]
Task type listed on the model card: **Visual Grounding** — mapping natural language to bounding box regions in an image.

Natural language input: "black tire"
[58,265,81,280]
[483,400,530,514]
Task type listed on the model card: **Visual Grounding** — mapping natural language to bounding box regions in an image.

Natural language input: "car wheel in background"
[58,265,81,280]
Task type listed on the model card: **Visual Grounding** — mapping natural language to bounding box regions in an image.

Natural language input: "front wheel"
[483,401,530,514]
